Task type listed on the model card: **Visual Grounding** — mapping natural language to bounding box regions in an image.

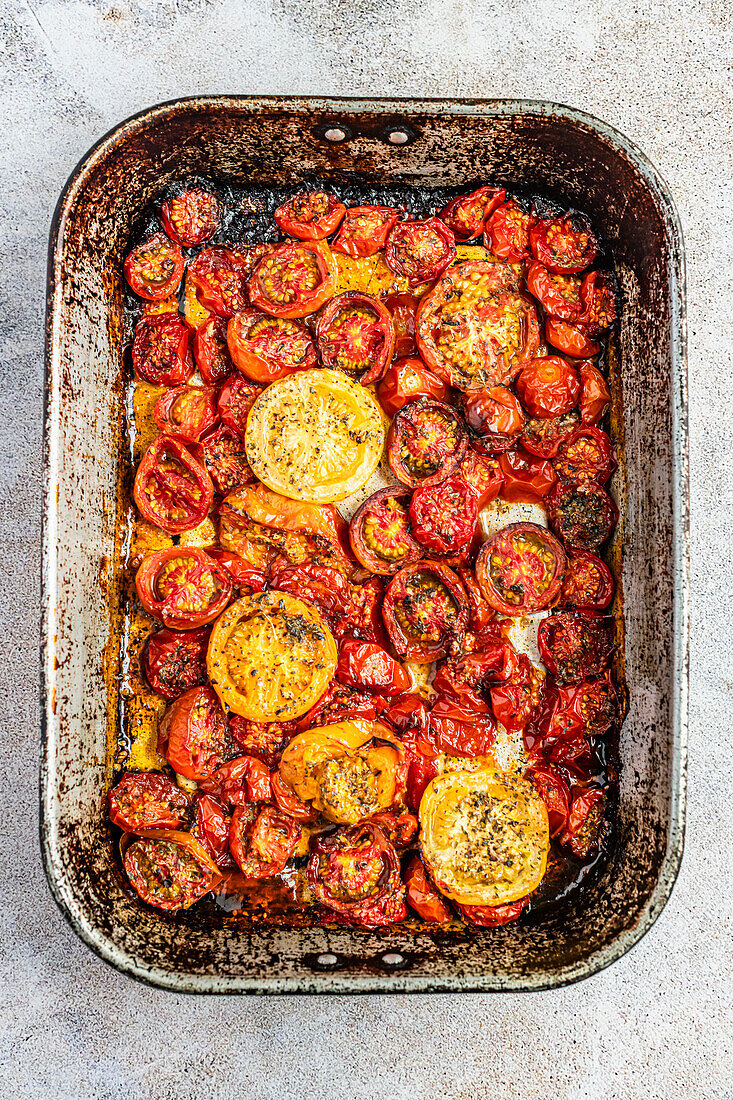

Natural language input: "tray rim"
[41,94,688,995]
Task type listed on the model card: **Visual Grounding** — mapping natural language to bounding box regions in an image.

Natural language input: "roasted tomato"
[578,361,611,425]
[385,217,456,286]
[416,261,539,391]
[543,674,617,745]
[200,424,254,495]
[428,696,496,757]
[457,446,503,507]
[349,487,422,576]
[376,356,448,419]
[489,653,545,734]
[515,356,580,419]
[559,787,606,858]
[158,685,235,781]
[409,476,478,557]
[143,626,210,700]
[433,643,520,709]
[135,547,232,630]
[124,232,185,301]
[295,681,386,731]
[122,830,220,911]
[579,271,618,333]
[461,385,525,449]
[207,591,337,721]
[346,575,389,647]
[366,810,418,849]
[455,564,496,632]
[538,613,614,684]
[545,317,600,358]
[387,397,468,489]
[273,190,346,240]
[199,753,273,805]
[439,186,506,241]
[521,411,580,459]
[108,771,190,832]
[160,188,223,246]
[457,897,529,927]
[315,292,395,384]
[527,764,571,837]
[383,561,469,663]
[193,793,234,869]
[554,426,616,484]
[133,435,214,533]
[229,804,302,878]
[336,641,411,696]
[188,247,250,318]
[270,771,319,822]
[476,522,566,615]
[193,315,235,385]
[227,308,316,383]
[131,314,194,386]
[229,716,295,769]
[331,205,402,258]
[153,384,217,442]
[419,769,549,905]
[217,373,262,436]
[548,480,618,550]
[560,550,614,610]
[384,293,419,358]
[526,262,583,321]
[498,448,557,504]
[404,855,453,922]
[308,822,407,928]
[483,199,536,261]
[530,213,599,274]
[248,240,337,318]
[270,559,351,619]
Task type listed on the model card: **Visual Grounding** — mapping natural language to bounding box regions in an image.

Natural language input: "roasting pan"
[41,96,688,994]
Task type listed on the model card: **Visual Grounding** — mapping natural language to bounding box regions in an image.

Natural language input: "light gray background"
[2,1,732,1097]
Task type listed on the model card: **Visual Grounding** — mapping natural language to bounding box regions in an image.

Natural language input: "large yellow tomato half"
[206,591,337,721]
[244,368,385,503]
[419,768,549,907]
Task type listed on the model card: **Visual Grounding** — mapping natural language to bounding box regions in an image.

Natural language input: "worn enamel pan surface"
[41,97,688,994]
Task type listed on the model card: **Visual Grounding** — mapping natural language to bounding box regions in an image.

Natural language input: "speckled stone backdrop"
[2,1,731,1097]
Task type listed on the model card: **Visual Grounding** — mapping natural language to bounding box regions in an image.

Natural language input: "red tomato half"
[158,685,235,781]
[483,199,536,261]
[271,771,319,823]
[131,314,194,387]
[383,561,469,663]
[349,488,422,576]
[188,247,250,318]
[217,373,262,436]
[227,308,316,383]
[515,356,580,419]
[384,293,419,358]
[124,232,185,301]
[578,361,611,425]
[385,218,456,286]
[160,188,223,246]
[554,426,616,484]
[537,613,614,684]
[526,262,583,321]
[527,764,570,836]
[409,476,478,557]
[405,856,453,922]
[475,522,566,615]
[457,897,529,927]
[229,804,302,879]
[579,271,618,333]
[193,793,234,869]
[122,830,220,911]
[438,186,506,241]
[133,435,214,533]
[108,771,190,832]
[316,292,395,384]
[336,641,411,696]
[560,550,614,610]
[193,316,235,385]
[457,447,503,507]
[521,411,580,459]
[428,695,496,757]
[489,653,545,734]
[331,205,402,258]
[248,240,337,318]
[548,480,618,550]
[461,385,525,450]
[387,398,468,488]
[558,787,606,858]
[498,448,557,504]
[229,716,295,770]
[200,424,254,495]
[307,823,407,928]
[154,384,217,442]
[545,317,601,358]
[274,191,346,240]
[295,681,386,732]
[136,547,232,629]
[376,356,449,419]
[200,754,274,805]
[143,626,210,700]
[530,213,599,274]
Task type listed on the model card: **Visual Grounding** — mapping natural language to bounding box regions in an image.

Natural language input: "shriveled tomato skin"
[271,771,319,823]
[545,317,601,358]
[133,435,214,534]
[483,199,536,261]
[227,308,317,383]
[537,612,615,684]
[122,830,220,911]
[193,792,234,869]
[217,374,263,436]
[200,424,254,496]
[188,247,249,318]
[143,626,210,701]
[462,385,525,441]
[521,411,580,460]
[132,314,194,387]
[108,771,190,832]
[200,754,274,805]
[336,640,411,696]
[229,804,302,878]
[428,695,496,757]
[527,765,571,837]
[376,357,449,418]
[405,856,453,922]
[193,315,235,384]
[160,188,223,246]
[124,232,185,301]
[578,361,611,425]
[457,897,529,927]
[158,685,236,781]
[558,787,607,858]
[308,823,407,928]
[438,186,506,241]
[457,447,503,508]
[331,205,401,258]
[498,448,557,504]
[295,681,386,732]
[383,561,469,663]
[579,271,618,333]
[315,292,395,385]
[516,356,580,419]
[526,262,583,321]
[274,191,346,240]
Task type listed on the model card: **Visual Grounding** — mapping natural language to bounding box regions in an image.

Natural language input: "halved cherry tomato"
[483,199,536,261]
[136,547,232,630]
[384,293,419,358]
[521,411,580,459]
[108,771,190,832]
[131,314,194,386]
[158,685,235,781]
[416,261,539,390]
[457,446,503,507]
[124,232,185,301]
[545,317,600,358]
[554,426,616,484]
[558,787,606,858]
[461,385,525,451]
[153,384,217,442]
[489,653,545,733]
[229,804,302,878]
[199,424,254,495]
[160,188,223,246]
[516,356,580,418]
[270,771,319,822]
[498,448,557,504]
[409,476,478,556]
[331,205,401,258]
[346,575,389,647]
[530,213,599,274]
[295,681,386,732]
[227,308,316,383]
[122,830,220,911]
[336,640,411,696]
[579,271,617,333]
[193,792,234,869]
[376,356,449,419]
[274,191,346,240]
[538,613,614,684]
[307,822,407,928]
[229,716,296,769]
[206,551,266,593]
[387,398,468,488]
[560,550,614,610]
[476,522,566,615]
[383,561,469,663]
[217,374,262,435]
[143,626,210,700]
[269,559,352,621]
[133,435,214,533]
[316,292,395,384]
[200,753,274,805]
[542,675,617,745]
[193,315,235,385]
[188,246,250,318]
[526,262,583,321]
[405,856,453,922]
[527,764,571,837]
[348,488,422,576]
[428,695,496,757]
[248,240,337,318]
[365,810,418,849]
[439,186,506,241]
[578,361,611,425]
[548,480,618,550]
[385,218,456,286]
[456,564,496,632]
[433,643,520,710]
[457,897,529,927]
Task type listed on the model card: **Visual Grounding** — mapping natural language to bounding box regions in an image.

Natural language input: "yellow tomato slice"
[419,768,549,906]
[206,592,337,721]
[245,368,385,503]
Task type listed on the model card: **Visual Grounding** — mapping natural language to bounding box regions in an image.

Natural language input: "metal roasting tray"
[41,96,688,994]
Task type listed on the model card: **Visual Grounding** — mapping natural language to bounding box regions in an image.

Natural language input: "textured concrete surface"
[1,0,732,1097]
